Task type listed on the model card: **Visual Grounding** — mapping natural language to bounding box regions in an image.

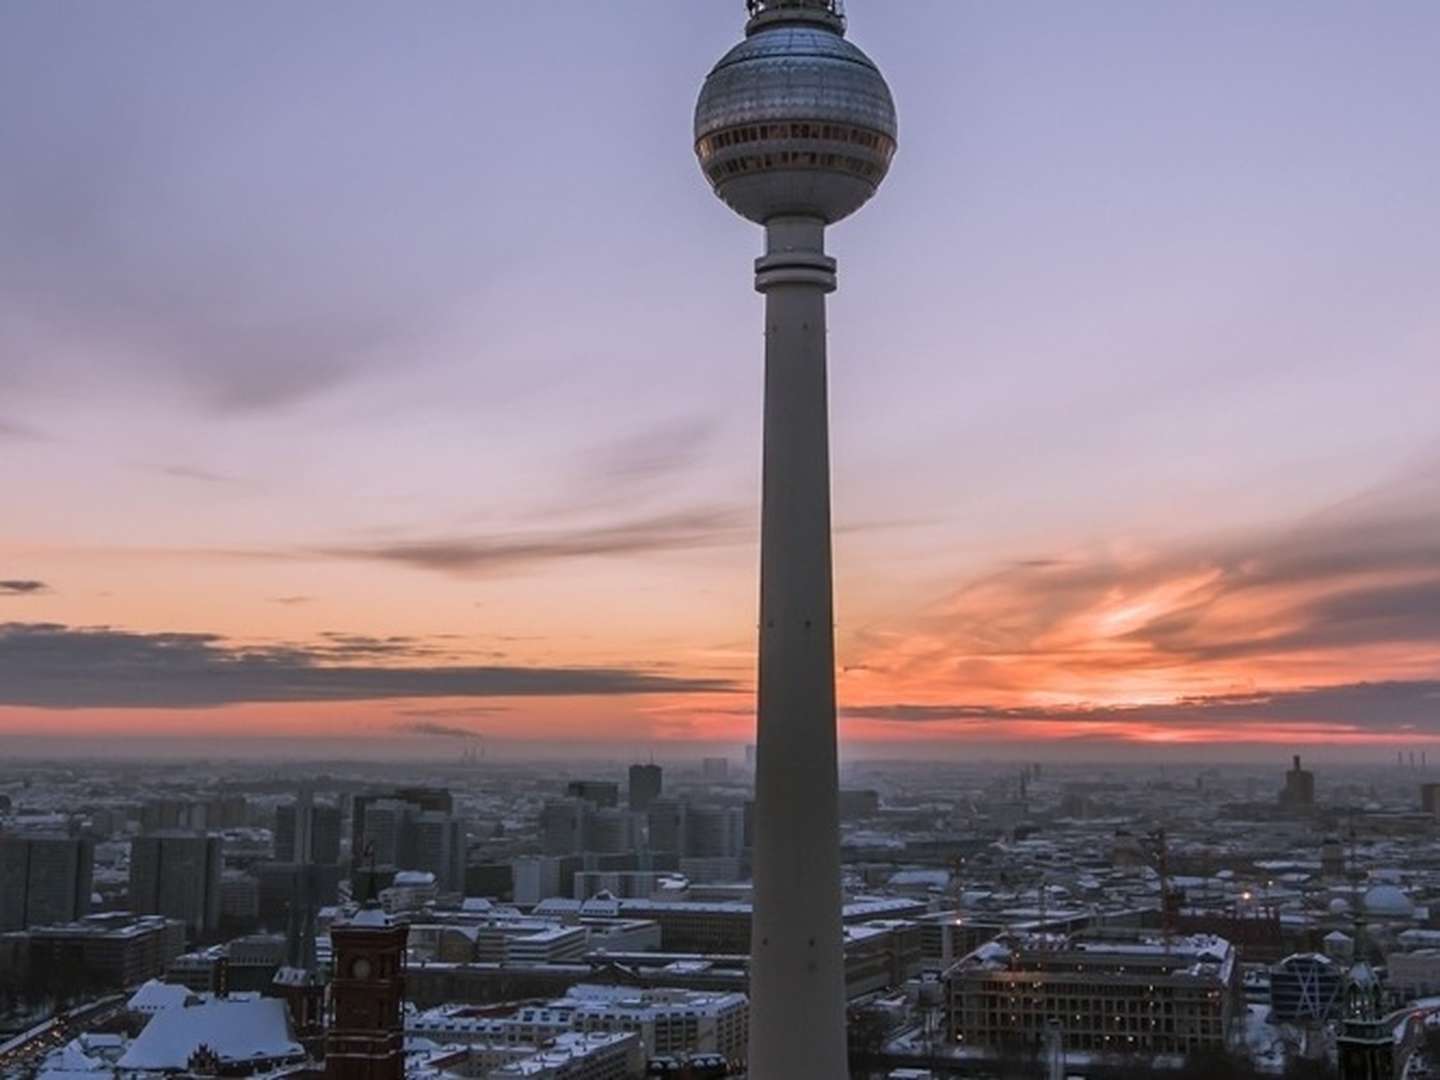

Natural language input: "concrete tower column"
[749,214,848,1078]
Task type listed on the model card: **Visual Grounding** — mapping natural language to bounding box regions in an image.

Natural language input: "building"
[326,909,409,1080]
[410,811,466,892]
[489,1031,643,1080]
[629,764,663,812]
[1338,962,1394,1080]
[0,834,94,930]
[1280,755,1316,808]
[1385,948,1440,1003]
[514,855,582,906]
[837,789,881,820]
[129,832,223,937]
[539,985,748,1062]
[541,799,590,857]
[693,2,898,1075]
[17,912,186,989]
[648,799,687,855]
[1270,952,1345,1023]
[684,806,745,859]
[274,797,342,864]
[356,797,465,891]
[1422,783,1440,815]
[946,933,1241,1059]
[352,787,451,859]
[701,757,729,782]
[581,808,636,856]
[567,781,621,809]
[117,996,305,1075]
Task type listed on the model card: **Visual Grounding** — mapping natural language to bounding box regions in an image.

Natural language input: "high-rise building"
[352,787,451,857]
[647,798,687,855]
[685,806,746,859]
[701,757,730,782]
[275,797,341,865]
[326,909,408,1080]
[582,808,636,856]
[1281,755,1316,808]
[693,3,897,1073]
[540,798,589,856]
[129,832,223,938]
[566,781,620,808]
[628,764,663,812]
[410,811,465,893]
[0,834,94,930]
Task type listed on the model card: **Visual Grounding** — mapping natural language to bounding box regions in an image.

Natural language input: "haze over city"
[3,0,1438,761]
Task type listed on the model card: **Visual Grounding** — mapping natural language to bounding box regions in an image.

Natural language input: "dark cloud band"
[0,622,731,709]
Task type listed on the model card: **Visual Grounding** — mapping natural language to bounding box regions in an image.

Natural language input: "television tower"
[694,2,898,1076]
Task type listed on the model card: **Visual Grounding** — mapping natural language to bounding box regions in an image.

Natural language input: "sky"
[1,0,1438,760]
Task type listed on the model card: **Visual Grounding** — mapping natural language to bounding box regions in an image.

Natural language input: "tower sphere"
[695,0,898,225]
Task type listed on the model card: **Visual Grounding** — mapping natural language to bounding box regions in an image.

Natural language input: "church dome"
[1363,883,1414,918]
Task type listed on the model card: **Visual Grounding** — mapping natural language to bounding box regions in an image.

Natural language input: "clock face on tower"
[350,957,372,979]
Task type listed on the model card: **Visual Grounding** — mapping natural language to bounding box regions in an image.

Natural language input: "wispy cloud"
[846,680,1440,738]
[0,580,50,597]
[319,505,749,577]
[270,596,313,606]
[402,720,485,738]
[0,622,733,709]
[147,463,236,484]
[844,465,1440,710]
[0,418,47,442]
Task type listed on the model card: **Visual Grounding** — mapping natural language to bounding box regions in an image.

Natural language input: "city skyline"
[3,0,1439,759]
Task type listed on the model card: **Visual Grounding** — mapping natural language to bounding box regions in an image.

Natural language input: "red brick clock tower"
[325,908,408,1080]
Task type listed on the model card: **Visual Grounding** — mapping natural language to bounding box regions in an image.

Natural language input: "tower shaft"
[749,215,847,1078]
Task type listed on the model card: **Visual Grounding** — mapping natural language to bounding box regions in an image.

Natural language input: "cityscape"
[6,754,1440,1077]
[3,0,1439,1077]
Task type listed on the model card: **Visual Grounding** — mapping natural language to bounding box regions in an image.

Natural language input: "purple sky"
[1,1,1437,758]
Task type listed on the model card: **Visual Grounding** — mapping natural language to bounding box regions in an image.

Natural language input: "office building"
[0,834,94,930]
[274,797,341,865]
[540,798,589,856]
[947,933,1241,1058]
[1270,952,1345,1023]
[647,798,687,855]
[582,808,636,856]
[566,781,621,808]
[16,913,186,989]
[629,764,663,812]
[352,786,451,857]
[129,832,223,938]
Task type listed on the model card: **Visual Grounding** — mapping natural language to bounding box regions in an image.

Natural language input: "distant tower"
[628,763,663,811]
[325,909,408,1080]
[694,2,898,1076]
[1280,754,1315,809]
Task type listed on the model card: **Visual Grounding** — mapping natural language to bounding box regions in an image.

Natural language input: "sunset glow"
[2,1,1437,758]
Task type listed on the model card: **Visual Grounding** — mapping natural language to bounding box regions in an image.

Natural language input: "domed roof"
[1363,883,1414,918]
[694,13,897,225]
[696,26,897,141]
[1328,897,1352,915]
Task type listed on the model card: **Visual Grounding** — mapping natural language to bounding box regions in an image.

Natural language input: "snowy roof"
[343,906,395,928]
[117,998,303,1070]
[126,979,192,1013]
